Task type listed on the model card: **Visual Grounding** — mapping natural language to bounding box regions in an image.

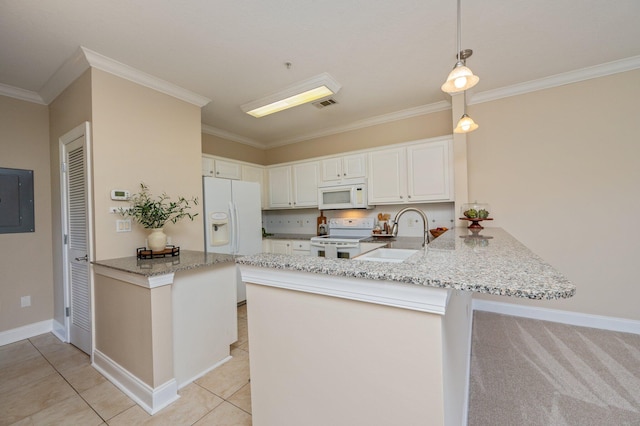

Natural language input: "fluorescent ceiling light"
[241,72,341,118]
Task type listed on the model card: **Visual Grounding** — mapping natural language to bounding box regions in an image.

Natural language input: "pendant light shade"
[441,0,479,94]
[454,113,479,133]
[441,61,479,94]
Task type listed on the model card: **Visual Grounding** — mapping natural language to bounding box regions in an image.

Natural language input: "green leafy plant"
[119,183,199,229]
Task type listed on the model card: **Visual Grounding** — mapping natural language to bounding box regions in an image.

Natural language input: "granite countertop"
[92,250,236,277]
[263,233,316,240]
[237,228,575,300]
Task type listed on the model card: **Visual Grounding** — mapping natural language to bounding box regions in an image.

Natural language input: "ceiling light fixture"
[454,91,479,133]
[241,72,341,118]
[441,0,479,94]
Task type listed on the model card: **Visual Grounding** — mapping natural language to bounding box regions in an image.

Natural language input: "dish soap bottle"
[317,211,327,236]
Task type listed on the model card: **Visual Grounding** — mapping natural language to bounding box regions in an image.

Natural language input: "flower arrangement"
[118,183,199,229]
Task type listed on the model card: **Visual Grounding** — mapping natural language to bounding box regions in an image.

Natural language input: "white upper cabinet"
[202,156,215,177]
[268,162,319,209]
[320,153,367,182]
[214,159,242,180]
[368,147,407,204]
[242,164,267,209]
[292,162,319,207]
[368,138,453,205]
[406,141,452,202]
[268,166,293,208]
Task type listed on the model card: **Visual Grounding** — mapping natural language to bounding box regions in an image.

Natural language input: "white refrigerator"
[203,177,262,303]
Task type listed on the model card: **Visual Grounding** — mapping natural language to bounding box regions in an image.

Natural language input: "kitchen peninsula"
[237,228,574,426]
[91,250,237,415]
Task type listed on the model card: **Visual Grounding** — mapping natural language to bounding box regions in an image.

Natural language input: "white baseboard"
[177,355,232,390]
[93,349,179,415]
[0,320,53,346]
[472,299,640,335]
[52,319,67,343]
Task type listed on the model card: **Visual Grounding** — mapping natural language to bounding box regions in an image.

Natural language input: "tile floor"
[0,304,251,426]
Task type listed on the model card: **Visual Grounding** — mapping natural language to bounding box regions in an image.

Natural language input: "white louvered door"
[62,125,92,355]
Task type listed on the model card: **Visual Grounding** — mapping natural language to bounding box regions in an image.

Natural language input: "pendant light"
[441,0,479,94]
[454,91,478,133]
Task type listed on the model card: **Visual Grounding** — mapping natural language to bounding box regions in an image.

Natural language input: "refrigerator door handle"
[229,201,240,254]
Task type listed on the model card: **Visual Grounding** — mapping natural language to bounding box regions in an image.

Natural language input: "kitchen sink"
[355,248,419,263]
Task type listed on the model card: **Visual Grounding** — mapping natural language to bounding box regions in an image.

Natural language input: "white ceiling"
[2,0,640,148]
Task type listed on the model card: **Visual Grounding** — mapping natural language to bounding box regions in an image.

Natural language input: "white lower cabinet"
[291,240,311,256]
[264,239,311,256]
[368,138,453,205]
[269,240,292,254]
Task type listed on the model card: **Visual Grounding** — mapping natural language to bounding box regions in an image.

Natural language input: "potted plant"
[119,183,199,252]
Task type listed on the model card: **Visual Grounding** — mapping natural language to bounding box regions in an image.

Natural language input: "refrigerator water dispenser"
[210,212,229,246]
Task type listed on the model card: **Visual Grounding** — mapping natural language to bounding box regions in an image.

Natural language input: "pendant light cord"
[456,0,461,62]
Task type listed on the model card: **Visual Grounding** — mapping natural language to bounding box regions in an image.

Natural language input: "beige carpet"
[468,311,640,425]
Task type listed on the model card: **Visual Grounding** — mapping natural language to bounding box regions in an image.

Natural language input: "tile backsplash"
[262,202,455,237]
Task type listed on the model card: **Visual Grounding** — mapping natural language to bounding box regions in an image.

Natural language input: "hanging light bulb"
[441,0,479,94]
[454,113,479,133]
[453,90,478,133]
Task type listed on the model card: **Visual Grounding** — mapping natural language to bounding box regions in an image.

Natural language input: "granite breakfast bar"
[237,227,574,426]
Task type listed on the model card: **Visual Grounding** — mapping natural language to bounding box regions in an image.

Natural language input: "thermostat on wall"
[110,189,130,201]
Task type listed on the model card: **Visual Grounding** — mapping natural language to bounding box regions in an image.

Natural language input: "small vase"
[147,228,167,252]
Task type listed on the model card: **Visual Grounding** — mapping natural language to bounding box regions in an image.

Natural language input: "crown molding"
[469,55,640,105]
[81,47,211,107]
[201,124,266,149]
[39,47,89,104]
[37,46,211,106]
[264,100,452,148]
[0,83,46,104]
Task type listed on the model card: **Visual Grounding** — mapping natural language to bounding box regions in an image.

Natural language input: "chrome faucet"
[390,207,430,246]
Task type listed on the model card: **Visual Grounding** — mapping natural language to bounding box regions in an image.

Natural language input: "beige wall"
[202,132,267,165]
[91,69,204,260]
[264,109,452,164]
[0,96,52,332]
[49,70,93,329]
[469,69,640,321]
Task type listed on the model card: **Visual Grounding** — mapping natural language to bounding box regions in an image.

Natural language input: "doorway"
[59,122,94,355]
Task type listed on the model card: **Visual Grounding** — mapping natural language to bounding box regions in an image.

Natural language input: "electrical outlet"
[116,219,131,232]
[21,295,31,307]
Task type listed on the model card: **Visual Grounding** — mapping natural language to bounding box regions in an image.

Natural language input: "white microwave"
[318,179,369,210]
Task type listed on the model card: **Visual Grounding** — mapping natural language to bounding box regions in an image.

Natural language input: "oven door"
[310,241,360,259]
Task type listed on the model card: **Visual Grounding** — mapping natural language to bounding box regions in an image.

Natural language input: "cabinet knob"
[408,195,411,199]
[216,171,220,175]
[337,174,341,177]
[400,195,404,199]
[343,173,347,176]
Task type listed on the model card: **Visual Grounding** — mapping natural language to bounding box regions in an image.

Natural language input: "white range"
[310,217,375,259]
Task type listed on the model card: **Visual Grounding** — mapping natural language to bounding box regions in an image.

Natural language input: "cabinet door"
[242,165,266,209]
[270,240,292,254]
[292,162,319,207]
[214,159,242,180]
[291,240,311,256]
[268,166,293,208]
[343,154,367,179]
[202,157,215,177]
[407,140,452,202]
[368,148,406,204]
[320,157,343,182]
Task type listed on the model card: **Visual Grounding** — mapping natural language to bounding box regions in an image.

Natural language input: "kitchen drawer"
[291,240,311,251]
